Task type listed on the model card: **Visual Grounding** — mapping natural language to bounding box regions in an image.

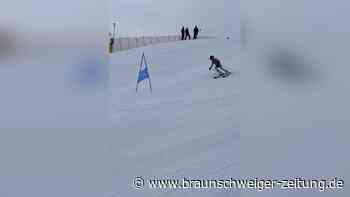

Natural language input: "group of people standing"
[181,26,200,40]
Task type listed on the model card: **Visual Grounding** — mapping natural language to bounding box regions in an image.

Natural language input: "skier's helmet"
[209,55,214,60]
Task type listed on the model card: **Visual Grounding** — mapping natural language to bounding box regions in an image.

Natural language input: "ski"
[213,72,231,79]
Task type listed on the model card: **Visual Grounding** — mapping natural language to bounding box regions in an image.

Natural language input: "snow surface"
[0,37,348,197]
[109,36,349,197]
[109,39,240,197]
[2,0,350,196]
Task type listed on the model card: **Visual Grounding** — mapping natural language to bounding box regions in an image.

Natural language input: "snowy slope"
[109,37,349,197]
[0,38,241,197]
[108,39,241,197]
[1,36,348,197]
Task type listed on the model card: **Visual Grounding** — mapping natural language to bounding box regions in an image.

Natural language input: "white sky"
[111,0,240,38]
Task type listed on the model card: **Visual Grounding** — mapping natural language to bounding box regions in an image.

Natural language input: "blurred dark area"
[0,29,18,60]
[68,58,108,92]
[264,45,320,85]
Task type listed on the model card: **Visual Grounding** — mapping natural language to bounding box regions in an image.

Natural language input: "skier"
[193,25,199,39]
[209,55,231,77]
[181,26,185,40]
[185,28,191,40]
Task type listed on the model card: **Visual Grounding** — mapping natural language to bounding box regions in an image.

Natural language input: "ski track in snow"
[113,93,238,114]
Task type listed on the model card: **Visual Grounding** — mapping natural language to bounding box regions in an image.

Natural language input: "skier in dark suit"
[209,55,231,76]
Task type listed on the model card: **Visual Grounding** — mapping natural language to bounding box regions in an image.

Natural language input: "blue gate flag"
[137,64,149,83]
[136,53,152,93]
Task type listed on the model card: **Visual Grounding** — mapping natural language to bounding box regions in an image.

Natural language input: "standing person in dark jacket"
[181,26,185,40]
[185,28,191,40]
[193,25,199,39]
